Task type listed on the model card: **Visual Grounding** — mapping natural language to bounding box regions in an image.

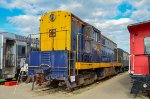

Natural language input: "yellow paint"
[114,63,123,67]
[116,48,118,63]
[75,62,123,70]
[40,11,71,51]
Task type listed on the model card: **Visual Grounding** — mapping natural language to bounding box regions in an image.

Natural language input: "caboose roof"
[127,20,150,33]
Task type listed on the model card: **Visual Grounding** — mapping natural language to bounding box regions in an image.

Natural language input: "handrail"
[131,54,150,56]
[133,55,134,73]
[40,64,51,68]
[68,51,71,76]
[129,54,134,74]
[76,34,79,75]
[129,55,131,73]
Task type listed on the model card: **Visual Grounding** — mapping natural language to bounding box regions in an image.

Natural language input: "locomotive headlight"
[143,83,148,88]
[50,14,55,21]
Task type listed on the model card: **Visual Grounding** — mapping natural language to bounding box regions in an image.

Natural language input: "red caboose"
[128,21,150,94]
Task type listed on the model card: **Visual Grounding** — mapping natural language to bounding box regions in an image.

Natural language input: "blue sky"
[0,0,150,52]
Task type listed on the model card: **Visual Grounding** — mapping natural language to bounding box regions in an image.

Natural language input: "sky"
[0,0,150,52]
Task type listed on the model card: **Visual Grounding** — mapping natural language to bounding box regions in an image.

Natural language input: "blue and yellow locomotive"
[28,11,124,88]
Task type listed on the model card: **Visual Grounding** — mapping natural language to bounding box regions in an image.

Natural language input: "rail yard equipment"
[27,10,128,89]
[128,21,150,94]
[0,32,39,80]
[117,48,129,71]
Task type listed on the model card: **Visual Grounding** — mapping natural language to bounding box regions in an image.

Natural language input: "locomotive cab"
[128,21,150,94]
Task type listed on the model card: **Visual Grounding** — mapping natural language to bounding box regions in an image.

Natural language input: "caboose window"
[144,37,150,54]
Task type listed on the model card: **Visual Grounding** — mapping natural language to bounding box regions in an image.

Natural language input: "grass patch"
[0,79,6,83]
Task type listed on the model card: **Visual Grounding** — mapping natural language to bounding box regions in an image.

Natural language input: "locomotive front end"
[28,11,72,87]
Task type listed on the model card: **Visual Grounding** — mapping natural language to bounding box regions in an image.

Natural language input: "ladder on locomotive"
[68,50,76,77]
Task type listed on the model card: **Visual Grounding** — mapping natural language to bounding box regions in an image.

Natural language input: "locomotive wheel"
[5,78,13,81]
[50,79,59,88]
[147,90,150,97]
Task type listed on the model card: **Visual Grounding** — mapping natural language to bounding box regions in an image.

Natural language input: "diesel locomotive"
[27,10,128,89]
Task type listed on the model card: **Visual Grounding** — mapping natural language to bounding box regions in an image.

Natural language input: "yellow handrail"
[68,51,71,76]
[116,48,118,66]
[76,34,79,75]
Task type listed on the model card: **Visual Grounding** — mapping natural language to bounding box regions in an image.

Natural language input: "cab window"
[94,31,98,42]
[144,37,150,54]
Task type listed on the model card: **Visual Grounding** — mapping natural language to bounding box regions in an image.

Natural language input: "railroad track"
[32,72,125,94]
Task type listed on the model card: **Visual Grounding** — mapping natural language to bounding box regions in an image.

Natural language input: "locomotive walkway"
[0,72,148,99]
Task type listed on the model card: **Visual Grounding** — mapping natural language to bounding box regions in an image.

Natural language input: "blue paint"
[28,50,68,79]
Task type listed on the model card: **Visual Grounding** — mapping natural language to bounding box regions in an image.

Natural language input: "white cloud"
[59,2,82,11]
[7,15,40,34]
[129,0,150,9]
[99,18,133,28]
[128,0,150,22]
[0,28,4,32]
[0,0,44,15]
[131,9,150,21]
[92,11,102,17]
